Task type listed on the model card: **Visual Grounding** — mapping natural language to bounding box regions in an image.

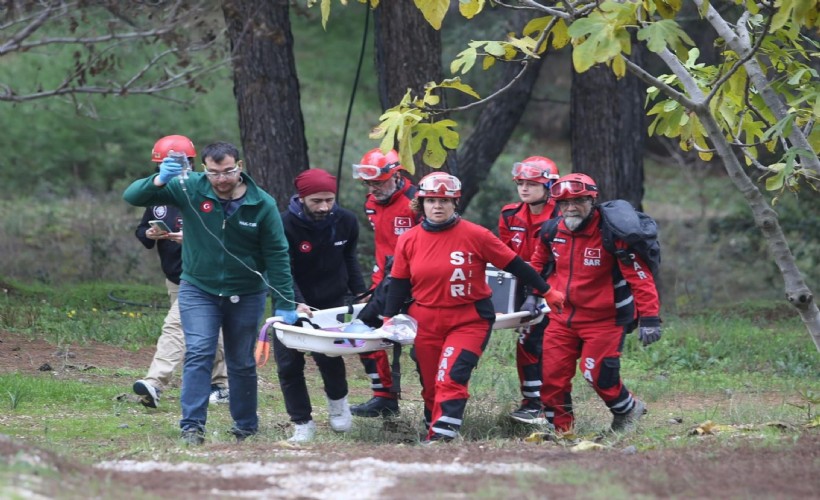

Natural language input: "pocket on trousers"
[597,357,621,389]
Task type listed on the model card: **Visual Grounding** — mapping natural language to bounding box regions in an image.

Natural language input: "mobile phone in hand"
[149,220,171,233]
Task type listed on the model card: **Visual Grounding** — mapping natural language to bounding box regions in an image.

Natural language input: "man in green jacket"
[123,141,297,445]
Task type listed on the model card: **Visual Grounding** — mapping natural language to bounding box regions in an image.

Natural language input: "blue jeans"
[178,281,266,433]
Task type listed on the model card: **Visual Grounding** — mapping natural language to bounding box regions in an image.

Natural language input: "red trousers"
[540,321,634,431]
[357,349,395,398]
[409,299,494,440]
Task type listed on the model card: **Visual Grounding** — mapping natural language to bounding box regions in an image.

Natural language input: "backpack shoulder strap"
[541,216,561,244]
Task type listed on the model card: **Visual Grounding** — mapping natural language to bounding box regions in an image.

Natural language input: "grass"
[0,287,817,465]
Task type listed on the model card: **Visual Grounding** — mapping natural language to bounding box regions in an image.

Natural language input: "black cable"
[335,4,371,203]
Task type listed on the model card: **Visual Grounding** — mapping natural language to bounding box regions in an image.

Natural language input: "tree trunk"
[570,46,646,208]
[221,0,308,208]
[373,0,444,180]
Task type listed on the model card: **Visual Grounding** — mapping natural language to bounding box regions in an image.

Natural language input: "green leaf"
[523,16,552,37]
[436,78,481,99]
[411,120,460,169]
[765,166,786,191]
[458,0,485,19]
[413,0,449,29]
[483,41,507,57]
[637,19,695,54]
[451,47,477,75]
[320,0,331,29]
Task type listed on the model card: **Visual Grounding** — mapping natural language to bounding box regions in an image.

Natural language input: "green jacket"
[123,172,295,310]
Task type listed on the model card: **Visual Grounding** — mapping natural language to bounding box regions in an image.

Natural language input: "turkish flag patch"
[394,217,412,228]
[584,248,601,259]
[200,201,213,213]
[299,241,312,253]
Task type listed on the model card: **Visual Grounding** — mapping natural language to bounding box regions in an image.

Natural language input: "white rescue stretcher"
[267,265,547,357]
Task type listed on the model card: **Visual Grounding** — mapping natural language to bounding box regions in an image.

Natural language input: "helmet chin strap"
[526,199,547,207]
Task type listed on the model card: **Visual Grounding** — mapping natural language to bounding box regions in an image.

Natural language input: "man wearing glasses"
[497,156,561,425]
[124,141,297,445]
[349,148,419,418]
[529,173,661,434]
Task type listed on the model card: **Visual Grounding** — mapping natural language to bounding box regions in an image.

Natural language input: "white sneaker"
[327,395,352,432]
[288,420,316,443]
[209,386,230,404]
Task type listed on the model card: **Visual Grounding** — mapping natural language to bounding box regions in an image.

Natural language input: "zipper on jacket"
[565,231,576,328]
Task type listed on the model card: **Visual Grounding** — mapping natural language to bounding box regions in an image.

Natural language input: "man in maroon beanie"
[273,168,368,442]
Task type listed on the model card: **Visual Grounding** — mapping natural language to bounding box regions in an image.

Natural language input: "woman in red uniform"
[382,172,565,442]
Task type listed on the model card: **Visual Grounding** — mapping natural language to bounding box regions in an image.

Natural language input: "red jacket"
[364,179,418,287]
[391,219,518,307]
[497,201,559,261]
[530,209,660,327]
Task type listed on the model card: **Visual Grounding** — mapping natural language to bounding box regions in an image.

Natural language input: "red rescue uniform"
[498,201,559,406]
[391,219,519,440]
[360,179,418,398]
[530,209,660,431]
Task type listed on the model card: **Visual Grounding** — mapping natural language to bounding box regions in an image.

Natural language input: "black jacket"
[281,196,367,309]
[135,205,183,284]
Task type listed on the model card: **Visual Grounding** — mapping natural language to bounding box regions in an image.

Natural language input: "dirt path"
[2,331,818,499]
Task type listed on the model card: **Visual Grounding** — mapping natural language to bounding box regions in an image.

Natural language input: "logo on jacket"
[584,247,601,266]
[299,241,312,253]
[394,217,412,235]
[511,233,523,248]
[200,201,213,213]
[152,206,168,219]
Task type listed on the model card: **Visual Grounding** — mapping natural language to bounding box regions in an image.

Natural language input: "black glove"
[637,316,662,346]
[519,295,540,317]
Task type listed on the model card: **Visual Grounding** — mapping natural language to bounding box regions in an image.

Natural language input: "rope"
[335,4,371,203]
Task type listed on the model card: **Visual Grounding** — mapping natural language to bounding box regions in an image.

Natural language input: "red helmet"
[151,135,196,163]
[417,172,462,198]
[512,156,560,185]
[352,148,403,181]
[549,173,599,200]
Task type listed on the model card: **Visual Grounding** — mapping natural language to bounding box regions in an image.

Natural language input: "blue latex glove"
[637,316,662,346]
[519,295,541,317]
[275,309,299,325]
[157,157,183,184]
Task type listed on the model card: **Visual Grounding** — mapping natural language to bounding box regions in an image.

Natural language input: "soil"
[1,330,818,499]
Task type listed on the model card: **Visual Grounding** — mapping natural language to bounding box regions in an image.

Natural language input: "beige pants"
[143,280,228,390]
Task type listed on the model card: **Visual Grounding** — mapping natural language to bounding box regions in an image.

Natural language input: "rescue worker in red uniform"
[383,172,565,442]
[497,156,560,424]
[530,173,662,433]
[350,148,419,417]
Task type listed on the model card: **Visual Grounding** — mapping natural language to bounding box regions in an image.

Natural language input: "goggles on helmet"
[549,180,598,199]
[352,162,400,181]
[418,174,462,197]
[511,162,560,181]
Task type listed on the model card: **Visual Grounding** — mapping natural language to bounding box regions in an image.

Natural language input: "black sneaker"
[228,426,257,442]
[180,427,205,446]
[350,396,400,418]
[509,403,550,425]
[133,380,161,409]
[611,398,646,433]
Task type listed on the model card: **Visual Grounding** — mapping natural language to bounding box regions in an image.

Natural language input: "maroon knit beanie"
[294,169,337,197]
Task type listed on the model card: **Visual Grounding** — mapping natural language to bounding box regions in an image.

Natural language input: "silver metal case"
[485,264,518,314]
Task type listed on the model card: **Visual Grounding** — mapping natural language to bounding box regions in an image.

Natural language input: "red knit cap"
[295,169,337,197]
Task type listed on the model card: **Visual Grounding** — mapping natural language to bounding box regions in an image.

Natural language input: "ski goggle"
[418,174,461,196]
[549,180,598,198]
[351,162,400,181]
[511,162,559,181]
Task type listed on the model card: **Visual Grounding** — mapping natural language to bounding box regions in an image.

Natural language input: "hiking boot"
[288,420,316,443]
[611,398,646,433]
[180,427,205,446]
[228,426,256,442]
[327,395,352,432]
[350,396,399,418]
[133,380,161,408]
[209,386,230,405]
[509,403,551,426]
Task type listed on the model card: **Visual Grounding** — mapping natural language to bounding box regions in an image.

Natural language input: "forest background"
[0,2,817,319]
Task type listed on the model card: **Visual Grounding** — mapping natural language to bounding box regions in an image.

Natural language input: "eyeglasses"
[511,162,559,180]
[557,197,592,208]
[204,166,240,179]
[418,174,461,195]
[352,162,400,180]
[550,180,598,198]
